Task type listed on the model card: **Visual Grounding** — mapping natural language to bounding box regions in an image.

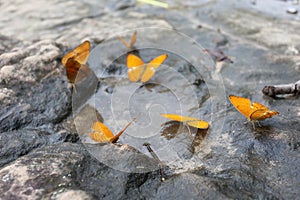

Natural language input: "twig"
[262,80,300,98]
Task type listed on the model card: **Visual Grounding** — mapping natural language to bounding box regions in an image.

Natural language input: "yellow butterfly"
[127,54,168,82]
[160,114,209,129]
[229,95,279,129]
[117,31,137,50]
[90,117,137,143]
[61,41,91,84]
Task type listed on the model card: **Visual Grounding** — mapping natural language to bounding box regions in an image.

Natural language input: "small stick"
[262,80,300,98]
[143,143,165,181]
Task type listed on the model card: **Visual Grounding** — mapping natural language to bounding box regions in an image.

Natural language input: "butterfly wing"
[127,54,144,68]
[229,95,254,119]
[161,114,209,129]
[251,102,269,111]
[250,102,279,120]
[160,113,187,122]
[65,58,91,83]
[65,59,81,83]
[161,114,198,123]
[140,67,155,82]
[140,54,168,82]
[127,54,145,82]
[90,121,115,142]
[187,120,209,129]
[147,54,168,69]
[72,41,90,64]
[62,41,90,66]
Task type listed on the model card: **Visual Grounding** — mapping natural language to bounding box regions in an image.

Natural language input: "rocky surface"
[0,0,300,199]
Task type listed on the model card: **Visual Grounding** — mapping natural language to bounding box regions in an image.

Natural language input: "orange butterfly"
[229,95,279,129]
[61,41,91,84]
[127,54,168,82]
[118,31,137,50]
[90,117,137,143]
[160,114,209,130]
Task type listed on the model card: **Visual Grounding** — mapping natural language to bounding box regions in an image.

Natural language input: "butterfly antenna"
[143,143,166,182]
[110,116,139,143]
[117,35,130,48]
[129,31,137,48]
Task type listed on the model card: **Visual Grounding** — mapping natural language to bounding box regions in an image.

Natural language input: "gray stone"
[0,128,74,167]
[0,0,299,199]
[155,173,228,200]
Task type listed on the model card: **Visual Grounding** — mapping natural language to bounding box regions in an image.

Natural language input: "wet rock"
[51,190,93,200]
[106,0,136,11]
[0,78,71,132]
[84,143,161,173]
[0,34,23,54]
[0,143,124,199]
[0,39,72,131]
[0,142,170,199]
[156,173,228,199]
[0,0,300,199]
[0,128,73,167]
[0,143,86,199]
[197,2,300,52]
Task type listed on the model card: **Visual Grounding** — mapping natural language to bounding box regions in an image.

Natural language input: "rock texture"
[0,0,299,199]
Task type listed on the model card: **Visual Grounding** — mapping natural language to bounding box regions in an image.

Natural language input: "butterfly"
[229,95,279,129]
[61,41,91,84]
[90,117,137,143]
[118,31,137,50]
[127,54,168,82]
[160,114,209,130]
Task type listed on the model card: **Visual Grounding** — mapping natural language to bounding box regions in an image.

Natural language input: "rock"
[0,143,87,199]
[0,78,71,132]
[0,143,126,199]
[156,173,229,200]
[0,0,300,199]
[0,128,74,167]
[52,190,93,200]
[0,40,61,83]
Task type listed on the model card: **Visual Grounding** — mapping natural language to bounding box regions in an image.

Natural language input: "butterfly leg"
[72,84,77,93]
[251,121,256,130]
[257,121,262,127]
[186,124,191,135]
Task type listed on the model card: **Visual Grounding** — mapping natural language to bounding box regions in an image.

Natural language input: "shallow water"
[71,28,226,173]
[71,1,299,198]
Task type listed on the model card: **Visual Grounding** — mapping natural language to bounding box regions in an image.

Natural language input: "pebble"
[286,7,298,14]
